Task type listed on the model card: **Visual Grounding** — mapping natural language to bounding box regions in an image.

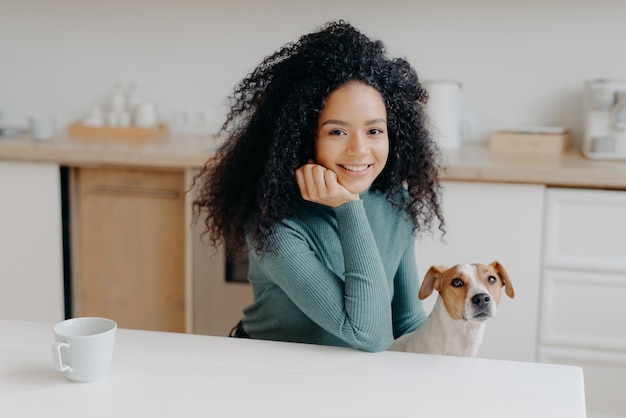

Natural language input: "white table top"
[1,319,586,418]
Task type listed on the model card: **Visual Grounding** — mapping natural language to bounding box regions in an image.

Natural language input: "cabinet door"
[540,269,626,351]
[0,161,64,321]
[73,167,185,332]
[415,181,545,362]
[544,187,626,273]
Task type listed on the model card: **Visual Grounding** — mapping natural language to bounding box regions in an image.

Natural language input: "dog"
[390,261,515,357]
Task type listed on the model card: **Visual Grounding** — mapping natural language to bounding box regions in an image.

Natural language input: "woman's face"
[314,81,389,194]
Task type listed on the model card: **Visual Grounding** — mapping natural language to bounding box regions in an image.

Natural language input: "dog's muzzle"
[471,293,493,320]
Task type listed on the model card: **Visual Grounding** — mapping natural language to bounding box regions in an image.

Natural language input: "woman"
[193,20,444,352]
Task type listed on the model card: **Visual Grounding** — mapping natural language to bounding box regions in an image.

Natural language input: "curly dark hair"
[193,20,444,255]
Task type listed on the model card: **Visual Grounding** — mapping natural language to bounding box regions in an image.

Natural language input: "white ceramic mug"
[51,317,117,382]
[28,114,56,141]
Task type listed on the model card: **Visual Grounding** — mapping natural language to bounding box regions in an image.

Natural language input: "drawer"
[544,188,626,273]
[538,346,626,418]
[79,166,183,197]
[540,269,626,351]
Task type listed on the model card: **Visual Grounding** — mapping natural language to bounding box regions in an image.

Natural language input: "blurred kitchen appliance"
[423,80,462,149]
[583,79,626,159]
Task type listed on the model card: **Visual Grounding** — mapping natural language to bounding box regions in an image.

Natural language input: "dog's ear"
[490,261,515,299]
[418,265,446,300]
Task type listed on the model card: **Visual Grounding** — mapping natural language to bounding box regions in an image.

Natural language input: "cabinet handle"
[89,186,180,199]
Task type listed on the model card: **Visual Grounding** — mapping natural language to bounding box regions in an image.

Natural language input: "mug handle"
[51,342,73,372]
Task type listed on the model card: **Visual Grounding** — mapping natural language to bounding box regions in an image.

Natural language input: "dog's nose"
[472,293,491,308]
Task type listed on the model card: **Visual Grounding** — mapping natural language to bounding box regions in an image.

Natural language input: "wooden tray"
[68,123,168,141]
[489,130,570,156]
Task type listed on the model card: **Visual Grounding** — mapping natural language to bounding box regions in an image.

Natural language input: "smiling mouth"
[340,164,371,172]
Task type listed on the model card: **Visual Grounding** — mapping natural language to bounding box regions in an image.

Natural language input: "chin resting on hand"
[295,161,359,208]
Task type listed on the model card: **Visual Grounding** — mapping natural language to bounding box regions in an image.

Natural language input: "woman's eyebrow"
[320,119,348,126]
[321,118,386,126]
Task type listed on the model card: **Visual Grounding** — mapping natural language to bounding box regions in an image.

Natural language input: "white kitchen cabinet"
[415,181,545,362]
[0,161,64,321]
[540,187,626,418]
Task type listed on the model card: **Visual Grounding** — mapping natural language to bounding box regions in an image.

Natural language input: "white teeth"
[342,164,369,172]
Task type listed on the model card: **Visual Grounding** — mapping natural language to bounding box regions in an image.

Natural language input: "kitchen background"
[2,0,626,147]
[4,3,626,417]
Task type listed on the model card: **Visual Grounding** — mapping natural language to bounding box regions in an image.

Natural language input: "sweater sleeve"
[254,200,394,352]
[391,240,427,338]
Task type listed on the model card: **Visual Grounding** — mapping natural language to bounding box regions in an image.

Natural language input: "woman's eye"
[451,278,464,287]
[329,129,345,136]
[368,128,383,135]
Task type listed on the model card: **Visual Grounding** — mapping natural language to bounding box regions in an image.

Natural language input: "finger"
[297,163,321,201]
[323,169,340,194]
[310,165,327,192]
[295,167,309,200]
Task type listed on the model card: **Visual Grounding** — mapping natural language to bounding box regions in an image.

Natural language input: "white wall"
[1,0,626,145]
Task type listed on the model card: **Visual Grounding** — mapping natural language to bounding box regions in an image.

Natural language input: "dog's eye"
[488,275,497,284]
[451,278,464,287]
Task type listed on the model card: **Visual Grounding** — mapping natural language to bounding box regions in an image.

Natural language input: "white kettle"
[423,80,462,149]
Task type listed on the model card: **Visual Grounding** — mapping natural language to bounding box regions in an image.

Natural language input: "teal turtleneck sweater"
[242,188,426,352]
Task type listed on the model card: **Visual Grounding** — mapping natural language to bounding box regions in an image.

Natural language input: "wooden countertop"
[1,134,626,189]
[441,145,626,190]
[0,134,217,169]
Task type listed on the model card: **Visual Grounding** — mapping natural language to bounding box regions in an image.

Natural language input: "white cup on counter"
[133,102,158,128]
[51,317,117,382]
[28,114,56,141]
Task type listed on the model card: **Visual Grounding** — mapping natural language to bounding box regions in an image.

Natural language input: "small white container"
[28,114,56,141]
[82,106,105,127]
[133,102,158,128]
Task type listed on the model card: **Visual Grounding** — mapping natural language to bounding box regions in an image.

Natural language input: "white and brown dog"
[390,261,515,357]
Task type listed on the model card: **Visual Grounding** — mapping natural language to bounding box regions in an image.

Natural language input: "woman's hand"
[295,160,359,208]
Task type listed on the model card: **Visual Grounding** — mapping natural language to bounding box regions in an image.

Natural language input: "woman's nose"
[346,134,367,155]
